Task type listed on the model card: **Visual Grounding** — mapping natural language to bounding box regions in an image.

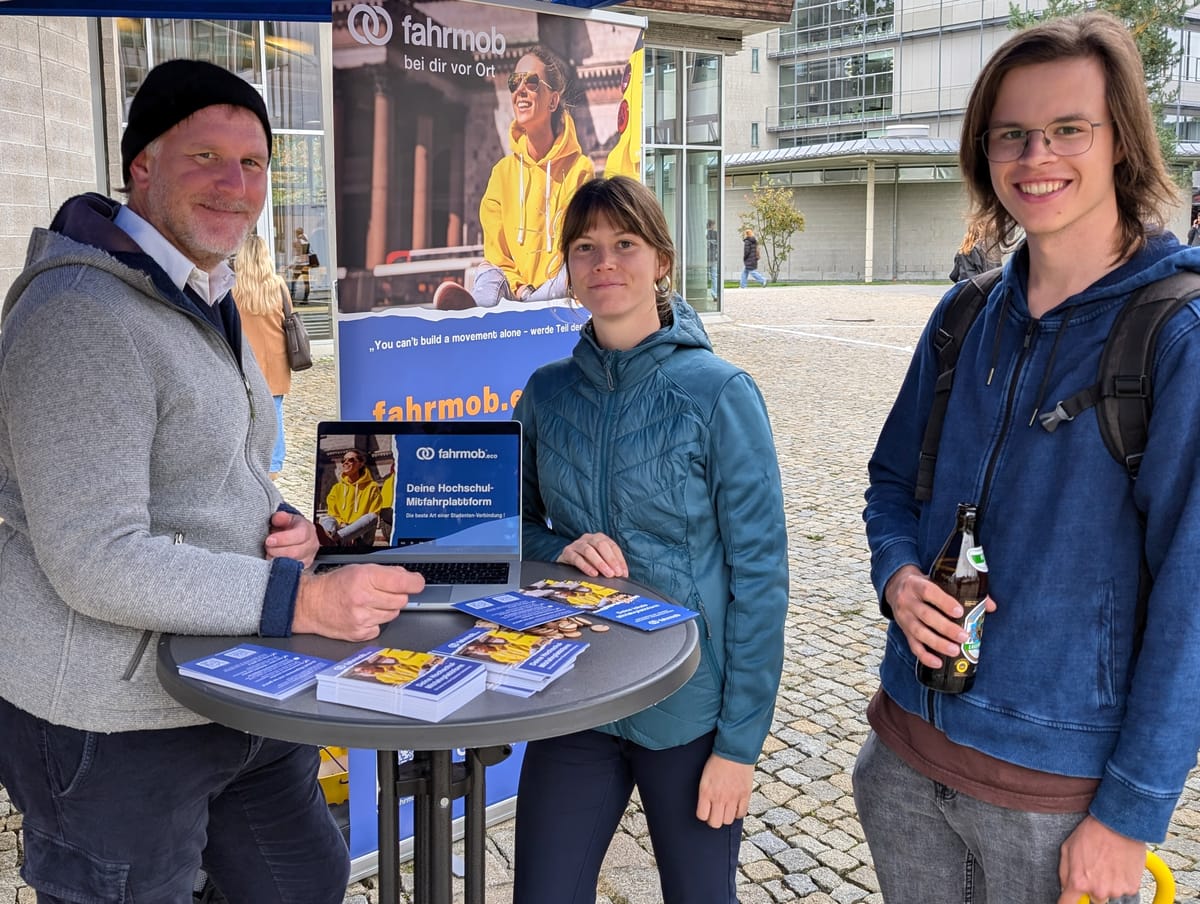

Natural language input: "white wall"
[0,16,98,301]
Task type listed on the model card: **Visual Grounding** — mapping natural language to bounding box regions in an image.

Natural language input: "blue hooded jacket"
[515,297,789,764]
[865,232,1200,842]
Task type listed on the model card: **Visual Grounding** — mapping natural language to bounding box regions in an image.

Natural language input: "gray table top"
[156,562,700,751]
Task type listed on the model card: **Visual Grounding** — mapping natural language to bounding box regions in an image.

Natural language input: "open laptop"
[311,420,522,608]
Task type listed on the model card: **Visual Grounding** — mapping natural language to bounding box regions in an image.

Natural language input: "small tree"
[740,175,806,283]
[1008,0,1189,181]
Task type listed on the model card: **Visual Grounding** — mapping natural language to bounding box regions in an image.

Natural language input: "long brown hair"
[959,11,1176,260]
[234,233,289,316]
[559,176,675,325]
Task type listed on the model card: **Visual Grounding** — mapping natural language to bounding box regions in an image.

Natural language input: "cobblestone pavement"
[3,285,1199,904]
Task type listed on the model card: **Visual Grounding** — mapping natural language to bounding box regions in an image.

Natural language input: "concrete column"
[365,69,391,270]
[412,113,433,249]
[864,159,876,284]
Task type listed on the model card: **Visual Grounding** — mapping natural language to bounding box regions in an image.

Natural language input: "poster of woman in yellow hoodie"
[471,47,595,308]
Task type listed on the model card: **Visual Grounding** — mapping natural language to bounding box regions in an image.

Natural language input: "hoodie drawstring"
[1028,305,1077,427]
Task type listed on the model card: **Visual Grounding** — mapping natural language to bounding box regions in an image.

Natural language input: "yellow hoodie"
[479,110,594,296]
[325,471,382,527]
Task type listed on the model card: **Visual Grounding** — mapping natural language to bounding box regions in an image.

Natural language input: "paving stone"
[784,873,819,895]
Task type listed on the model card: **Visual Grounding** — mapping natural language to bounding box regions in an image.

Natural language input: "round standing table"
[157,562,699,904]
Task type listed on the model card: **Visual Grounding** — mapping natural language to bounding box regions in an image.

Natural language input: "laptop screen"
[313,420,521,560]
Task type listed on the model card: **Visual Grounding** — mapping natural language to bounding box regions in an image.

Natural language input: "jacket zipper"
[977,319,1039,524]
[597,354,617,536]
[925,316,1037,725]
[122,531,183,680]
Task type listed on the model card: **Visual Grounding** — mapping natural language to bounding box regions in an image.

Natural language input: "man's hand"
[884,564,997,669]
[291,565,425,641]
[696,754,754,829]
[1056,815,1145,904]
[265,511,320,568]
[556,532,629,579]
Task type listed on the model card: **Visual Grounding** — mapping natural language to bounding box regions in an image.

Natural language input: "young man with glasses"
[856,12,1200,904]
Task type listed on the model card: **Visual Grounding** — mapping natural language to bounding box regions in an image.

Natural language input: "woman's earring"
[655,274,672,299]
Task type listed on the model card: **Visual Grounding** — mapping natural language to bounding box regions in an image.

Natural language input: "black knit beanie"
[120,59,273,185]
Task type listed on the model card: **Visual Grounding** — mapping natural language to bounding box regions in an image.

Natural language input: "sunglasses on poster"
[508,72,558,94]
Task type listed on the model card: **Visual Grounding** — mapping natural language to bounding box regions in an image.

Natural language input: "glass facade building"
[644,46,724,312]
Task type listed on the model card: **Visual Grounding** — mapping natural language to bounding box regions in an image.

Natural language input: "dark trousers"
[0,696,349,904]
[513,729,740,904]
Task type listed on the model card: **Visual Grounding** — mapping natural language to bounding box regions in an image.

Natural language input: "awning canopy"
[0,0,617,19]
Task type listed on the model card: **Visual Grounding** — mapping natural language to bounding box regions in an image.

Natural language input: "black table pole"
[377,750,400,904]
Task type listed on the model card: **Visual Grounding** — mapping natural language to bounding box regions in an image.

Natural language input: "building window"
[780,0,895,53]
[646,45,724,314]
[777,48,893,136]
[751,122,760,147]
[751,48,760,73]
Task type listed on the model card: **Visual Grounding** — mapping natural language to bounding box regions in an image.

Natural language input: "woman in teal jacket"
[511,176,789,903]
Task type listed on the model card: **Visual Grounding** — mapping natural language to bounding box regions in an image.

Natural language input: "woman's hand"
[696,754,754,828]
[884,564,996,669]
[556,532,628,578]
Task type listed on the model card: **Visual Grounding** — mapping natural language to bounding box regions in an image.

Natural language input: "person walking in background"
[740,227,768,288]
[0,59,424,903]
[707,218,720,300]
[949,221,1001,282]
[855,12,1200,904]
[511,176,789,904]
[465,46,595,309]
[1188,213,1200,245]
[290,226,311,301]
[234,233,291,479]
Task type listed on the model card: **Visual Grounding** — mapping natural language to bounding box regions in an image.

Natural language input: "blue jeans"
[0,696,349,904]
[740,267,766,288]
[852,731,1139,904]
[271,394,286,473]
[513,729,740,904]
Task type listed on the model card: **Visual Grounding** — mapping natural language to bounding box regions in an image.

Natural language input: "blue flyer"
[453,591,578,631]
[592,598,698,632]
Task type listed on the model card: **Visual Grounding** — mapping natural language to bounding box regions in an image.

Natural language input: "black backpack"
[915,267,1200,502]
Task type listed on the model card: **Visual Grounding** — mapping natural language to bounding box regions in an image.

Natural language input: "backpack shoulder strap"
[1038,271,1200,478]
[1097,271,1200,478]
[915,267,1003,501]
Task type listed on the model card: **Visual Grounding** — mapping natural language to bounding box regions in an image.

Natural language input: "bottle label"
[961,599,987,664]
[967,546,988,572]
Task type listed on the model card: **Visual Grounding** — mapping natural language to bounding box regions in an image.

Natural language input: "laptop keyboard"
[404,561,510,585]
[314,560,510,585]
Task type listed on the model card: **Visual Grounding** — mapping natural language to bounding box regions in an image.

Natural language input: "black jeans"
[513,729,740,904]
[0,697,349,903]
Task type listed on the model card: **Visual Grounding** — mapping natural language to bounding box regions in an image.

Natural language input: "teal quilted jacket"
[514,297,788,763]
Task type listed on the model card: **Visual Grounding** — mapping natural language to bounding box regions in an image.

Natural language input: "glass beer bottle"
[916,502,988,694]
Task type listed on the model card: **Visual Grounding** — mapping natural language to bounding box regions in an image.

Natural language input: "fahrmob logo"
[347,4,393,46]
[399,14,507,55]
[415,447,435,461]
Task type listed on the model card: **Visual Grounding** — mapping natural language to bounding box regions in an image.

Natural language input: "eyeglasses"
[507,72,556,94]
[341,456,362,464]
[979,119,1110,163]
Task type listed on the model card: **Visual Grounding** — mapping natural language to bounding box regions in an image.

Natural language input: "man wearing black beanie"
[0,59,424,903]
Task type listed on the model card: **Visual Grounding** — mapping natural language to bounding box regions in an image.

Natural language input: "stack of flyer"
[177,643,334,700]
[429,625,588,697]
[315,647,486,721]
[456,578,698,633]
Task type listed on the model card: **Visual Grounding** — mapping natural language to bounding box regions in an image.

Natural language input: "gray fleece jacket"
[0,194,303,732]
